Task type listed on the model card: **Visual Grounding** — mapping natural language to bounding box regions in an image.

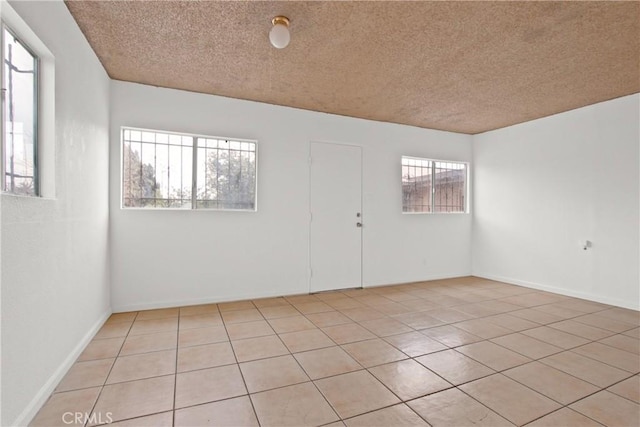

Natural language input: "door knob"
[356,222,362,227]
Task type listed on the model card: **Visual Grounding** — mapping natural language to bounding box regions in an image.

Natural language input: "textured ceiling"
[65,1,639,134]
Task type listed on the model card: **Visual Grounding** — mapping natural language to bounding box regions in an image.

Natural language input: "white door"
[309,142,362,292]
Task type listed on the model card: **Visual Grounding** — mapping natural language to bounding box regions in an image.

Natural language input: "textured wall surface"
[472,94,640,309]
[0,1,111,425]
[109,81,473,312]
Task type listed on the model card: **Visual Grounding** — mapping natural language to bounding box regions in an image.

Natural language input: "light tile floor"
[30,277,639,426]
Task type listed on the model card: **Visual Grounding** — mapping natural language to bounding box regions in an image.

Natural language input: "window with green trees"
[122,128,256,210]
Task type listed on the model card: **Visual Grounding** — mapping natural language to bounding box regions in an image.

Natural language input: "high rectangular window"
[402,156,467,213]
[122,128,257,210]
[2,24,38,196]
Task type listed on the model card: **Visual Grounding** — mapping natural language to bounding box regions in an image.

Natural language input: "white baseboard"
[474,273,640,311]
[364,272,472,289]
[112,288,304,313]
[13,310,112,427]
[112,273,474,313]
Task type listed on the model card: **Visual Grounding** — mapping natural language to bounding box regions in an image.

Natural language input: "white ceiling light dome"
[269,16,290,49]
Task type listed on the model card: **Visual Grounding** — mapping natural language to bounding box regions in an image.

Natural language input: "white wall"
[472,94,640,309]
[110,82,473,311]
[0,1,111,425]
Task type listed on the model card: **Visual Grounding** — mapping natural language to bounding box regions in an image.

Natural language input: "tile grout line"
[85,311,138,427]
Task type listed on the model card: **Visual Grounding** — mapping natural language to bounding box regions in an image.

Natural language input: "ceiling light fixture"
[269,16,290,49]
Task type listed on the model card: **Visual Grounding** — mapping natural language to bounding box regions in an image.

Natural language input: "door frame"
[308,140,364,293]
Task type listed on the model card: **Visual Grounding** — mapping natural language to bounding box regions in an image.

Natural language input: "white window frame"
[120,126,258,211]
[0,1,55,199]
[401,155,469,214]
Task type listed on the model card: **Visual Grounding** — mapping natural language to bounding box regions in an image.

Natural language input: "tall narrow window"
[402,156,467,213]
[122,128,257,210]
[2,24,38,196]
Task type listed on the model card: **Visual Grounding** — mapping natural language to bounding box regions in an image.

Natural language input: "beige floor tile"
[315,370,400,419]
[279,329,335,353]
[359,317,413,337]
[549,319,615,340]
[455,303,502,317]
[355,295,394,307]
[509,308,564,325]
[136,308,179,320]
[596,307,640,325]
[342,338,408,367]
[607,375,640,403]
[408,388,515,427]
[175,364,246,408]
[499,292,564,308]
[179,303,218,317]
[251,382,339,427]
[294,301,334,314]
[420,325,483,347]
[226,319,275,340]
[425,307,476,323]
[555,299,610,314]
[91,375,174,424]
[322,323,376,344]
[268,315,316,333]
[107,350,175,384]
[491,333,563,359]
[306,311,352,327]
[540,351,630,387]
[56,359,114,392]
[327,298,366,310]
[128,318,178,336]
[369,359,451,400]
[374,302,415,316]
[285,294,322,304]
[177,341,236,372]
[179,313,223,329]
[340,307,386,322]
[106,312,138,324]
[570,390,640,427]
[218,300,256,312]
[521,326,590,349]
[258,305,299,319]
[573,342,640,373]
[383,331,447,357]
[503,361,599,405]
[175,396,258,427]
[575,313,637,333]
[120,331,177,356]
[392,311,444,329]
[94,322,132,339]
[231,335,289,362]
[460,374,560,425]
[252,296,289,308]
[624,327,640,339]
[400,298,441,311]
[77,337,124,361]
[344,403,428,427]
[483,313,540,332]
[457,341,531,371]
[221,308,263,324]
[526,408,603,427]
[30,387,101,427]
[294,346,362,379]
[107,412,173,426]
[240,354,309,392]
[453,319,512,339]
[600,334,640,355]
[533,304,586,319]
[416,349,494,385]
[178,325,228,347]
